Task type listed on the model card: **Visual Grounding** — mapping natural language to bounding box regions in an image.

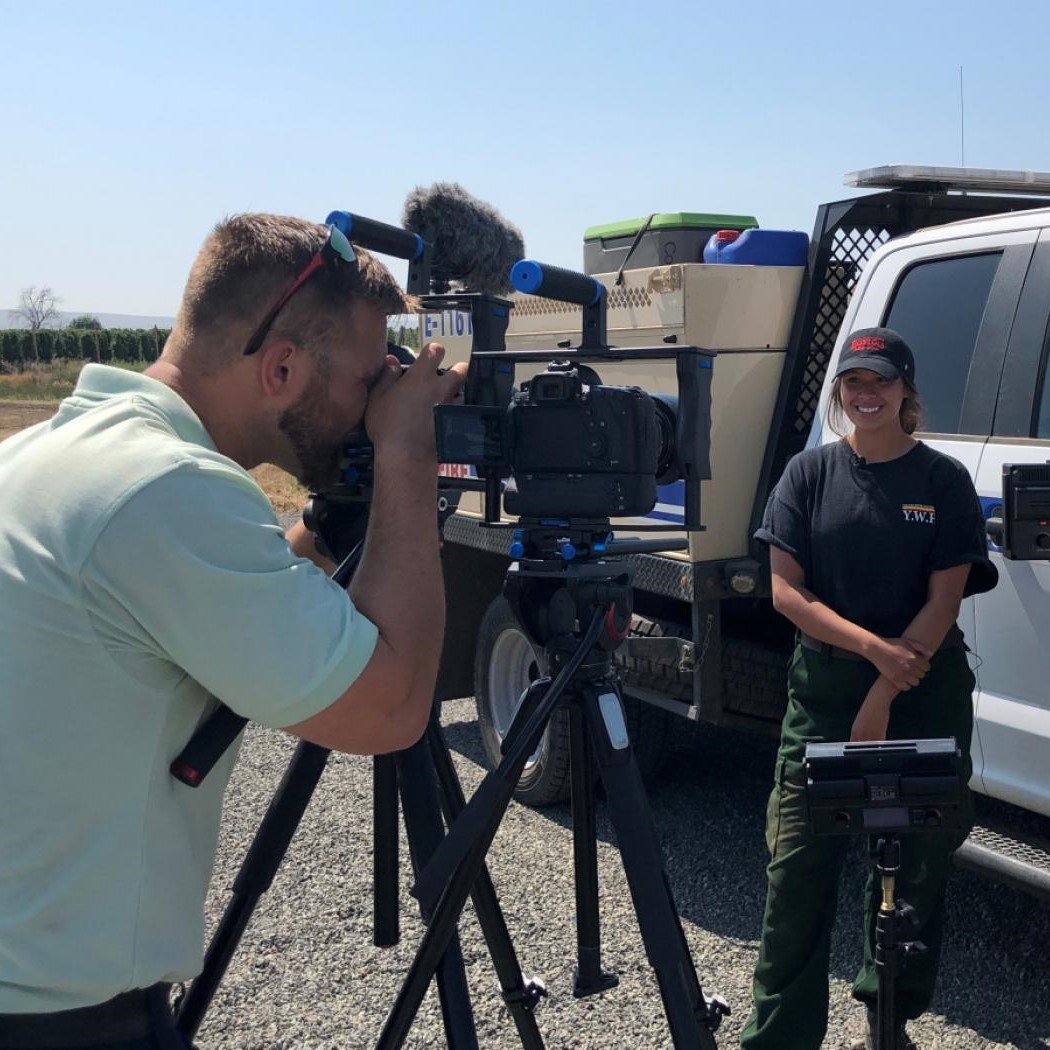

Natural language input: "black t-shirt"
[755,440,998,639]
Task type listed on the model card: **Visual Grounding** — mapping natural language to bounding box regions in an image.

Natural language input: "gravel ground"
[193,700,1050,1049]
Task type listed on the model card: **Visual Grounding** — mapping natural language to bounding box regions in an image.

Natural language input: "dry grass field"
[0,400,305,515]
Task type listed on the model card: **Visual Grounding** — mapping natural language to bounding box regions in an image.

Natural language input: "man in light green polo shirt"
[0,214,466,1049]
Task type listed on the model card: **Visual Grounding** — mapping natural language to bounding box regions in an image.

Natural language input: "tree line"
[1,322,422,370]
[0,327,171,368]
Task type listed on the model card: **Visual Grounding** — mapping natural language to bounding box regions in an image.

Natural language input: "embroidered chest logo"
[902,503,936,524]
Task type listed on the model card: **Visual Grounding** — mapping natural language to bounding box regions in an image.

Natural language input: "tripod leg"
[568,703,618,998]
[583,685,723,1050]
[380,626,603,1050]
[376,737,532,1050]
[396,738,480,1050]
[175,741,330,1042]
[374,754,399,947]
[427,713,547,1049]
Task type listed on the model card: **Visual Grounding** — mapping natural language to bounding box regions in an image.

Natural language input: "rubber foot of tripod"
[504,976,549,1013]
[572,966,619,999]
[701,993,732,1032]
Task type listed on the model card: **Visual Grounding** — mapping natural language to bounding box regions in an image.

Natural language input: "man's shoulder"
[101,447,273,538]
[5,403,270,571]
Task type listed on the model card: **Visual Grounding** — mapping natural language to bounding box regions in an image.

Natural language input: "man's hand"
[869,636,933,692]
[364,341,467,463]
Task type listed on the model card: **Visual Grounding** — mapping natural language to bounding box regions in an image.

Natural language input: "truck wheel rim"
[489,627,544,768]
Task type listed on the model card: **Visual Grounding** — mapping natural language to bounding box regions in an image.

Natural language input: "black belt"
[798,630,964,663]
[0,984,179,1049]
[798,633,868,662]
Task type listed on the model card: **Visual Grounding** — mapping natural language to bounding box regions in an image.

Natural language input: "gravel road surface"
[194,700,1049,1049]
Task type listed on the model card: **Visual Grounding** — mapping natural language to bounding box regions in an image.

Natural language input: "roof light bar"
[845,164,1050,197]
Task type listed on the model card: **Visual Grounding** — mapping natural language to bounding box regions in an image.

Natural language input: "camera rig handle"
[326,210,424,261]
[325,209,432,295]
[676,351,713,530]
[510,260,607,351]
[510,261,603,306]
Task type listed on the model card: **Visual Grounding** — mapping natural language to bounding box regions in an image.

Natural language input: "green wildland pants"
[739,643,975,1050]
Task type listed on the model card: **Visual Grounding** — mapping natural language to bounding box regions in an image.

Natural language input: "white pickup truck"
[430,165,1050,898]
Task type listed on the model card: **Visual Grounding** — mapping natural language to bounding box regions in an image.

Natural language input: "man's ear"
[257,339,308,402]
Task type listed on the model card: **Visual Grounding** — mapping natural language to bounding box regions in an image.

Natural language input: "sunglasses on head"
[241,224,356,357]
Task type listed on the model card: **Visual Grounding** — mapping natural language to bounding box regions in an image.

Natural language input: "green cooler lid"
[584,212,759,242]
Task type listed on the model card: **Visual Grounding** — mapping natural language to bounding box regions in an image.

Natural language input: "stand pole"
[873,835,904,1050]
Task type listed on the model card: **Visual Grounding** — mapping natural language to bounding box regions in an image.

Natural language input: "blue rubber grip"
[511,260,604,306]
[325,211,424,260]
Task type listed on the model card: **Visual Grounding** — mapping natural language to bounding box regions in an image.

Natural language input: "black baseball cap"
[833,327,915,382]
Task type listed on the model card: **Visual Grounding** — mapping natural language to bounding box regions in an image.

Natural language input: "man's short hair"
[174,213,411,366]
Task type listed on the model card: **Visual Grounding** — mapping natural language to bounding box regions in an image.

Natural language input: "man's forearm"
[349,454,445,699]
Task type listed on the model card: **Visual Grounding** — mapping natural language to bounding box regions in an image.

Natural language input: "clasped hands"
[850,635,934,743]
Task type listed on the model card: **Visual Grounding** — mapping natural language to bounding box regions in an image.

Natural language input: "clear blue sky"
[3,0,1050,316]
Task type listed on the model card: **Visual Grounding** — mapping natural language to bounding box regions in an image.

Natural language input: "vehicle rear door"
[971,230,1050,815]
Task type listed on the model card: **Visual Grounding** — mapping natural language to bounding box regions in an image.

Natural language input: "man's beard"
[278,388,352,492]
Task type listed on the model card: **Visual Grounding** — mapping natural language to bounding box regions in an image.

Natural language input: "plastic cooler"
[583,212,758,275]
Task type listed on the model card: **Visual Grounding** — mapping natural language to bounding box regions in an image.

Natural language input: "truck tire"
[474,596,573,806]
[721,636,789,723]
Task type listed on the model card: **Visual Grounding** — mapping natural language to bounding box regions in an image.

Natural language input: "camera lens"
[652,393,680,485]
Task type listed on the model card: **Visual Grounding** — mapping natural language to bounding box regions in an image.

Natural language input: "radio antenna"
[959,65,966,167]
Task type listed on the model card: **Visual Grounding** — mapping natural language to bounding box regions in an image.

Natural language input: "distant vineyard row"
[2,322,420,370]
[0,328,170,368]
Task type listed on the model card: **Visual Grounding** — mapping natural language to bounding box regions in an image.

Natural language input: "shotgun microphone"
[401,182,525,295]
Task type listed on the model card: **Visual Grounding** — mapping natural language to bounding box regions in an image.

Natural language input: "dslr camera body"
[438,359,679,519]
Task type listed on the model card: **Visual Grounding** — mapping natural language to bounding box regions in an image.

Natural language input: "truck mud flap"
[617,615,693,704]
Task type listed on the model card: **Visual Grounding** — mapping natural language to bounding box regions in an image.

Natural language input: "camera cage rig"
[426,260,715,569]
[315,210,717,565]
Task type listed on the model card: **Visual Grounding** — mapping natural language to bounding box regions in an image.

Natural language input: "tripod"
[170,517,547,1048]
[375,531,729,1049]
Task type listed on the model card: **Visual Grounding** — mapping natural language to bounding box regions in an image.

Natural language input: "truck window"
[882,252,1002,434]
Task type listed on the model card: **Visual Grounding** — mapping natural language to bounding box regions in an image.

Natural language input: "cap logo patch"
[850,336,886,353]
